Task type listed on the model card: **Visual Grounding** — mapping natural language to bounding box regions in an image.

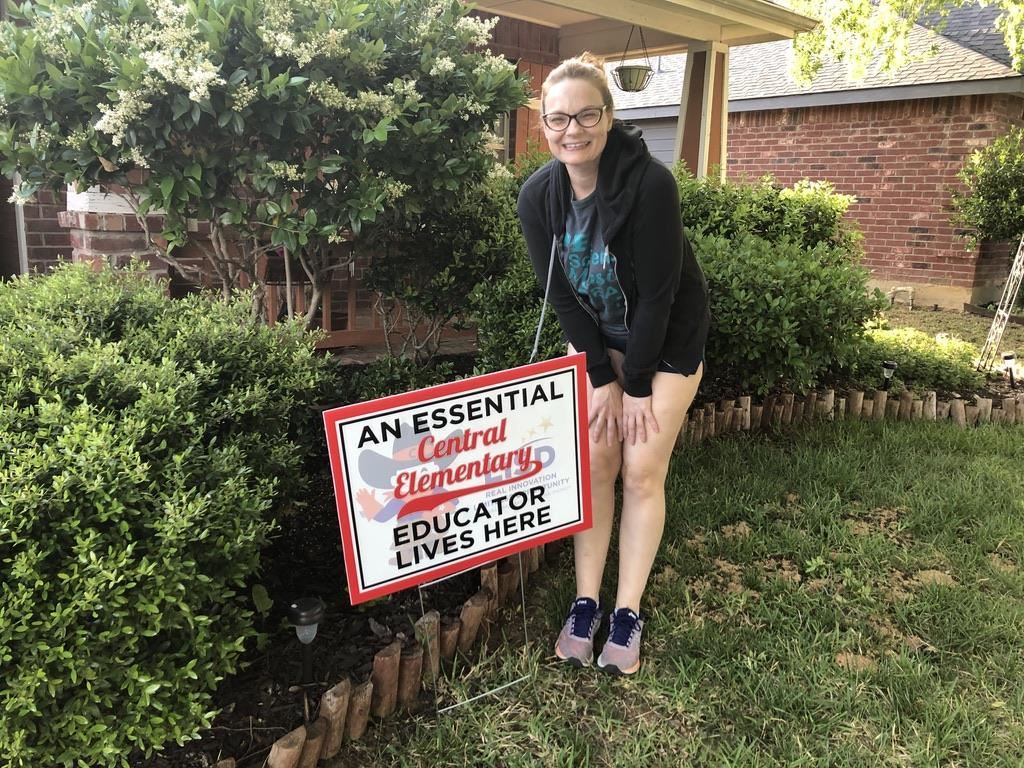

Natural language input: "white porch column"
[673,41,730,179]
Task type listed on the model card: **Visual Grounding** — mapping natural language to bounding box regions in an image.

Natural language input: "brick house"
[1,0,818,341]
[611,5,1024,308]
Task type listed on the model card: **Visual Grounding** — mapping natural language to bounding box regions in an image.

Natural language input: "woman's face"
[542,78,612,173]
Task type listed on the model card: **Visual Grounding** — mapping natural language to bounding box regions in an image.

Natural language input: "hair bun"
[576,51,607,70]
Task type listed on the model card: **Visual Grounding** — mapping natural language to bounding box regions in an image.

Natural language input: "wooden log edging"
[254,547,558,763]
[673,388,1024,445]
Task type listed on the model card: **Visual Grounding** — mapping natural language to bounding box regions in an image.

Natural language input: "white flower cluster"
[125,145,150,169]
[257,1,351,65]
[258,0,298,58]
[455,14,498,48]
[308,82,402,119]
[458,97,487,120]
[387,78,420,104]
[7,185,36,206]
[429,56,457,77]
[0,96,7,119]
[410,0,452,44]
[99,0,226,112]
[33,2,95,61]
[95,89,152,146]
[65,127,91,151]
[231,83,259,112]
[142,49,223,102]
[22,124,56,151]
[486,162,513,181]
[267,161,303,181]
[376,172,410,204]
[473,53,514,78]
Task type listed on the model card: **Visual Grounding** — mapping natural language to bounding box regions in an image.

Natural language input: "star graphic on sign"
[538,417,554,432]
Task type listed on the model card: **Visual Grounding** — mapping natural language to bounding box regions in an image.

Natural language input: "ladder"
[978,234,1024,371]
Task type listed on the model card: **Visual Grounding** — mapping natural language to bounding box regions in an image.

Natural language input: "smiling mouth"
[562,141,590,150]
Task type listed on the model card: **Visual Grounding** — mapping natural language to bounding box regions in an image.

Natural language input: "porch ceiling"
[475,0,818,58]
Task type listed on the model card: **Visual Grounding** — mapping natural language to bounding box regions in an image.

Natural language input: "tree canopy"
[789,1,1024,81]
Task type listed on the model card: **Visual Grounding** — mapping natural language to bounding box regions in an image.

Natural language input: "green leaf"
[159,176,175,200]
[252,585,273,615]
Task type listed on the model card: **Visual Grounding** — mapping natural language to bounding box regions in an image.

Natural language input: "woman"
[517,53,709,676]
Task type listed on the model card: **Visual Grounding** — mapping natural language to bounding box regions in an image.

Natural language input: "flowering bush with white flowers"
[0,0,527,324]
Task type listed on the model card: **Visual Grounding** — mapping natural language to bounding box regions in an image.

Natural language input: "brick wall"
[0,179,19,278]
[728,93,1024,304]
[22,188,72,273]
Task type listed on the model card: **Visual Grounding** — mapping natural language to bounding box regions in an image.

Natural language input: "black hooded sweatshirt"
[517,121,710,397]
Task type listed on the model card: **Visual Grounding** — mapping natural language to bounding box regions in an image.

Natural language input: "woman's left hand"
[621,393,660,445]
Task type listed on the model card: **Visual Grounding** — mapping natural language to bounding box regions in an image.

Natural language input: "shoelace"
[608,609,640,646]
[569,599,598,638]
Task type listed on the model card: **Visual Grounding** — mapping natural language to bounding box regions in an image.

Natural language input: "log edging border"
[674,390,1024,446]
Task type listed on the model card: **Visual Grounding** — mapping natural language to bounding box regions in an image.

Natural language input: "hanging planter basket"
[612,25,655,93]
[612,64,654,92]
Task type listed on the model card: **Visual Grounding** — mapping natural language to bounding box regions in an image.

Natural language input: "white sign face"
[323,355,591,604]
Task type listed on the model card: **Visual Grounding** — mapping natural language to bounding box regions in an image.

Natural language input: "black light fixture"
[881,360,898,391]
[612,26,655,92]
[1004,352,1016,388]
[288,597,325,686]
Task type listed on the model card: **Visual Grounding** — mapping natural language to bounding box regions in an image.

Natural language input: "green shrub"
[675,169,861,252]
[693,229,885,395]
[0,264,333,766]
[365,167,525,363]
[343,355,456,402]
[952,127,1024,246]
[843,327,985,393]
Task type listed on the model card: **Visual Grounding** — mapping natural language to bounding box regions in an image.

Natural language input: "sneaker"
[554,597,603,667]
[597,607,644,676]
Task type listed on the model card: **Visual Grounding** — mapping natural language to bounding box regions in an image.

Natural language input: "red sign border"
[322,353,591,604]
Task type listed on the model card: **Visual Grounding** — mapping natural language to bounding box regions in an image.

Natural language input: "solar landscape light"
[1005,352,1016,389]
[881,360,898,391]
[288,597,325,686]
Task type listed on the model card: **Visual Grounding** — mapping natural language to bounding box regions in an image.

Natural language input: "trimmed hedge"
[0,264,334,766]
[693,229,885,395]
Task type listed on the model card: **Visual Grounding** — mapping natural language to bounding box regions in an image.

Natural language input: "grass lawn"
[332,421,1024,767]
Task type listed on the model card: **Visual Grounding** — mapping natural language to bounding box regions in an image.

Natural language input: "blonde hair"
[541,52,615,115]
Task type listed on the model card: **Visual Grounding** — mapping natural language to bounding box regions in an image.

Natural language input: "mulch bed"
[132,467,479,768]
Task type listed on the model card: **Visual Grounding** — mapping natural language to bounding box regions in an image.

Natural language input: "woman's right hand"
[589,380,623,445]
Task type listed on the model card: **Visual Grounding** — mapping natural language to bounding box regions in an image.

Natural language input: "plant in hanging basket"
[613,63,654,92]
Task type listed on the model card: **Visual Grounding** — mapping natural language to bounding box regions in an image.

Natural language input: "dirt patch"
[843,506,911,542]
[758,557,802,584]
[835,652,878,674]
[721,521,752,540]
[988,553,1018,574]
[913,569,956,587]
[686,531,708,552]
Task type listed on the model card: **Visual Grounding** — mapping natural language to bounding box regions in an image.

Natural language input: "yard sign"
[323,354,591,604]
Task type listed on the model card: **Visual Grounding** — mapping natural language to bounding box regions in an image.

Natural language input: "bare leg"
[615,363,702,612]
[569,344,622,601]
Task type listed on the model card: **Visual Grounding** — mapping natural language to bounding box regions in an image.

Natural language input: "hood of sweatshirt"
[544,120,653,245]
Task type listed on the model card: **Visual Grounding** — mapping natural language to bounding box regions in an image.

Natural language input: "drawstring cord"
[529,235,557,364]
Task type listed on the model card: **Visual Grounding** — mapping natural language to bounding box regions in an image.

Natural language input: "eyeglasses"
[541,106,607,131]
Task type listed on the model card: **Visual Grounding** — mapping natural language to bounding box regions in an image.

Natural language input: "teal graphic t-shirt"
[561,194,627,341]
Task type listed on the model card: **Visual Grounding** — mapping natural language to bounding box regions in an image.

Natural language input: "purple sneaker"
[597,607,644,676]
[554,597,603,667]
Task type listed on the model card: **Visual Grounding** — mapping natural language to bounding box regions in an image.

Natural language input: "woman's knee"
[619,456,667,499]
[589,441,622,483]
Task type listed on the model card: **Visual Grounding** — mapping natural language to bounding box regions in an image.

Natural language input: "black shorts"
[603,335,686,375]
